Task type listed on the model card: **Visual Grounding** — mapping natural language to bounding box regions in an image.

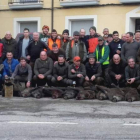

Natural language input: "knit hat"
[73,31,80,36]
[62,29,69,35]
[89,26,96,32]
[73,56,81,62]
[88,54,95,59]
[98,36,104,41]
[42,25,49,31]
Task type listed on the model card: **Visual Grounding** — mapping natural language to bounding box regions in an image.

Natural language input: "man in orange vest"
[48,29,61,50]
[87,26,99,54]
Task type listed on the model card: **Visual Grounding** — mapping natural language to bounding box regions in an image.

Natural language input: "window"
[65,15,97,36]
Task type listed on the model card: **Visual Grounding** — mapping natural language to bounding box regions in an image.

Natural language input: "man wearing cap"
[68,56,86,86]
[93,36,110,73]
[2,31,17,59]
[39,25,50,44]
[85,54,103,85]
[66,31,87,63]
[51,55,70,86]
[61,29,69,51]
[48,43,65,64]
[48,29,61,50]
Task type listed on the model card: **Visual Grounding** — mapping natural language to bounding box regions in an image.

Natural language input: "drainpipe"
[51,0,54,31]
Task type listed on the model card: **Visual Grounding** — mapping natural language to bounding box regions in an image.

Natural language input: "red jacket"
[0,43,3,57]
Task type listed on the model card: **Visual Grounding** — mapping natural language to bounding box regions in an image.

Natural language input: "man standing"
[121,34,126,42]
[48,29,61,50]
[2,32,17,59]
[26,32,49,69]
[12,57,32,88]
[16,28,33,59]
[121,32,140,63]
[85,54,103,85]
[48,43,65,64]
[61,29,69,51]
[109,31,125,59]
[93,36,110,71]
[66,31,87,63]
[125,57,140,89]
[107,54,126,87]
[103,28,109,42]
[87,26,99,54]
[39,25,50,44]
[68,56,86,86]
[3,52,19,78]
[135,31,140,42]
[33,51,53,86]
[51,55,70,86]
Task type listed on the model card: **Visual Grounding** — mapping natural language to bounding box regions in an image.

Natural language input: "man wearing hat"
[39,25,50,44]
[66,31,87,63]
[93,36,110,76]
[61,29,69,52]
[68,56,86,86]
[85,54,103,85]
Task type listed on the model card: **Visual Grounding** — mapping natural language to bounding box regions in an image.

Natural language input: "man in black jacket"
[85,54,103,85]
[107,54,126,87]
[2,31,17,59]
[51,55,70,86]
[109,31,125,59]
[26,32,49,69]
[16,28,33,59]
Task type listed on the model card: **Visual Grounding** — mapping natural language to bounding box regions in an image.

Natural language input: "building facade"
[0,0,140,38]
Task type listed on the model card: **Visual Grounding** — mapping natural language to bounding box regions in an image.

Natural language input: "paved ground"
[0,96,140,140]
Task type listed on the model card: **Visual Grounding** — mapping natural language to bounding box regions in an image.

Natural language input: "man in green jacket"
[93,36,110,85]
[93,36,110,71]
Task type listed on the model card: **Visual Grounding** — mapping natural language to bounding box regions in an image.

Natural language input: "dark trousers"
[70,77,85,87]
[126,80,140,88]
[106,75,125,87]
[51,77,69,87]
[33,75,52,86]
[15,75,28,82]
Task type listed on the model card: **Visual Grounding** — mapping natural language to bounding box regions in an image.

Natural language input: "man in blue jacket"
[3,52,19,78]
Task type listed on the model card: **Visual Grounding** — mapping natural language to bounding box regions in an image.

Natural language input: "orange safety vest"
[88,38,98,53]
[48,38,61,50]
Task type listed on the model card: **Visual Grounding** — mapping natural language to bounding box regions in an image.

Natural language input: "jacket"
[85,62,102,79]
[66,40,87,62]
[34,57,53,77]
[3,58,19,77]
[53,62,69,79]
[1,37,17,59]
[93,45,110,65]
[68,63,86,79]
[16,36,33,59]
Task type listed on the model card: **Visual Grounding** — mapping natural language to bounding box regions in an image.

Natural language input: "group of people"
[0,25,140,92]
